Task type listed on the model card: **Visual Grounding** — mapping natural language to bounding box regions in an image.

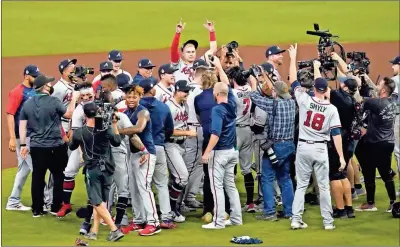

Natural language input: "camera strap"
[267,99,278,140]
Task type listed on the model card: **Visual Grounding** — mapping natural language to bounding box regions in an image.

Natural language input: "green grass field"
[2,1,400,245]
[2,1,399,57]
[1,164,400,246]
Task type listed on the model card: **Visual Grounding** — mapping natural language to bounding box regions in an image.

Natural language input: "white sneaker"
[325,224,336,230]
[6,203,31,211]
[291,220,308,230]
[202,222,224,229]
[171,211,185,223]
[396,191,400,197]
[224,219,232,226]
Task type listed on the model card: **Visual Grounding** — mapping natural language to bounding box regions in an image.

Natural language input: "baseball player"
[137,78,177,229]
[57,82,95,219]
[201,82,242,229]
[229,66,255,212]
[170,18,217,82]
[132,58,156,84]
[265,46,286,81]
[118,85,161,236]
[92,50,132,83]
[180,59,209,211]
[6,65,52,211]
[288,44,345,230]
[165,80,197,222]
[154,64,177,103]
[92,61,114,91]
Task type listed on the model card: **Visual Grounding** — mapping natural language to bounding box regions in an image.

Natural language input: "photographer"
[219,43,244,71]
[68,102,124,242]
[354,77,397,212]
[19,75,79,217]
[248,66,296,221]
[318,61,357,218]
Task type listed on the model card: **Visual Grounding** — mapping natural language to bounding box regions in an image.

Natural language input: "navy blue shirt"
[211,101,237,150]
[140,96,174,146]
[132,72,144,85]
[194,86,237,147]
[124,104,156,155]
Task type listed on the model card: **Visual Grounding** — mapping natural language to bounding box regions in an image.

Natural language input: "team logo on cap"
[104,63,109,68]
[161,69,165,73]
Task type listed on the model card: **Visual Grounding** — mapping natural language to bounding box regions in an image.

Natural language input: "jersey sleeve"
[210,106,224,137]
[329,106,342,130]
[292,81,309,106]
[19,103,28,121]
[6,86,23,115]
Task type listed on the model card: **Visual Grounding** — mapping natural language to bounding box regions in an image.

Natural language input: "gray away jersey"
[294,87,341,141]
[166,98,188,141]
[52,79,75,131]
[233,85,252,125]
[155,83,174,103]
[187,82,203,124]
[251,106,268,140]
[111,112,133,154]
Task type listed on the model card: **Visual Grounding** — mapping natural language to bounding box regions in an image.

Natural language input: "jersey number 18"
[304,110,325,131]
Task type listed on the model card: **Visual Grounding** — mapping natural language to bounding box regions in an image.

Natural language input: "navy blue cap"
[108,50,123,61]
[265,45,286,57]
[158,63,178,75]
[138,58,156,69]
[100,61,113,71]
[314,77,328,92]
[24,65,40,77]
[181,39,199,51]
[389,56,400,65]
[59,58,77,73]
[116,73,131,89]
[175,80,192,92]
[337,76,358,93]
[139,77,157,94]
[260,62,274,75]
[193,59,209,70]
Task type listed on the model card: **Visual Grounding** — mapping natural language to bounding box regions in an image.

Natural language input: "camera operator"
[68,102,124,241]
[19,75,79,217]
[354,76,397,212]
[389,56,399,195]
[316,61,357,218]
[265,45,286,81]
[248,65,296,221]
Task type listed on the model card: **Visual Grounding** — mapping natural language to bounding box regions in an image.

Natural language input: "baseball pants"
[183,125,204,203]
[153,145,172,221]
[394,115,400,173]
[165,142,189,187]
[6,138,52,208]
[292,141,334,227]
[208,148,242,227]
[128,152,159,226]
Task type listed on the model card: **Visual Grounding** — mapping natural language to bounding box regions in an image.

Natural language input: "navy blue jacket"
[140,96,174,146]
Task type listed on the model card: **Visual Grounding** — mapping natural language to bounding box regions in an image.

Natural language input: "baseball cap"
[33,75,55,89]
[260,62,274,75]
[193,59,209,70]
[59,58,77,73]
[389,56,400,65]
[138,58,156,69]
[181,39,198,51]
[83,102,98,118]
[158,63,178,75]
[314,77,328,92]
[175,80,192,92]
[265,45,286,57]
[24,65,40,77]
[100,61,113,72]
[108,50,123,61]
[116,73,131,89]
[344,78,358,93]
[139,77,156,94]
[273,81,291,99]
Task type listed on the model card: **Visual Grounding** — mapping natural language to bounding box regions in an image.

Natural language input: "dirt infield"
[2,42,398,169]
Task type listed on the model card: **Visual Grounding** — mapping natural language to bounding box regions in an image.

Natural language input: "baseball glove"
[75,238,89,246]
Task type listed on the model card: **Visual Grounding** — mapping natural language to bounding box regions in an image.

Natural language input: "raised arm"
[288,43,298,85]
[313,60,322,79]
[171,19,185,64]
[203,19,217,55]
[330,52,349,74]
[119,109,150,135]
[208,56,229,84]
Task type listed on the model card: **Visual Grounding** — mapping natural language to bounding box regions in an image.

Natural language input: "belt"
[236,124,250,128]
[168,138,185,145]
[299,138,327,144]
[273,138,293,143]
[188,123,201,127]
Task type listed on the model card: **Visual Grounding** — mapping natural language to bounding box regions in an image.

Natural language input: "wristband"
[209,31,216,41]
[20,144,26,147]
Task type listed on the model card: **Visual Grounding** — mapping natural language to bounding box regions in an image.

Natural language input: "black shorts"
[328,139,353,181]
[85,166,113,206]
